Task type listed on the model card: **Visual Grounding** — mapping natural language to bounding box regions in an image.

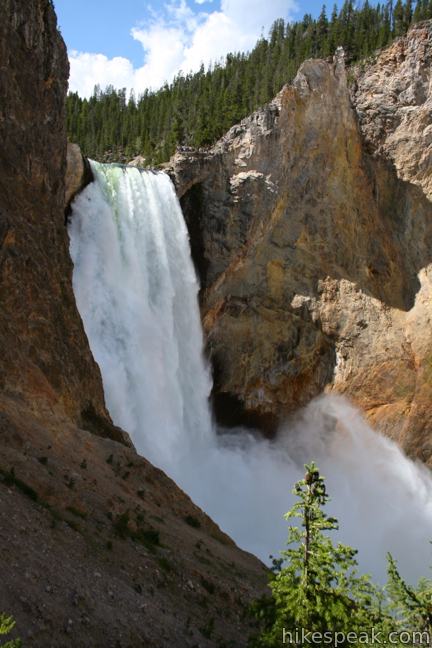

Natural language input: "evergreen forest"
[66,0,430,165]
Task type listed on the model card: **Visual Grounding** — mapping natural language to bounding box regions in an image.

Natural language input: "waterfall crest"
[69,161,432,583]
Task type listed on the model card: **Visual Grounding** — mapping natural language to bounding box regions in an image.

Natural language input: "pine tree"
[317,5,330,56]
[394,0,406,34]
[386,553,432,640]
[404,0,414,25]
[250,463,381,647]
[413,0,426,21]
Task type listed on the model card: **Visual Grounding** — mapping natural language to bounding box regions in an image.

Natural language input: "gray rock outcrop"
[352,21,432,199]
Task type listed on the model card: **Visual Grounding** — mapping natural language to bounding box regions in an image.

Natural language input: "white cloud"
[68,0,297,98]
[68,51,135,97]
[132,24,186,89]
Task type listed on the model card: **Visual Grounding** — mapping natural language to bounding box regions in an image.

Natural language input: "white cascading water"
[69,162,214,474]
[69,161,432,583]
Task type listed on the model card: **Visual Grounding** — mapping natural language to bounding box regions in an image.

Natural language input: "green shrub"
[0,613,21,647]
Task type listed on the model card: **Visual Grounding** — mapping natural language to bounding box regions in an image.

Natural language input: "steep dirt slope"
[0,397,266,647]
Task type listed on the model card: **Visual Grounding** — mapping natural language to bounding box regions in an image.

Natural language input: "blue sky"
[54,0,335,97]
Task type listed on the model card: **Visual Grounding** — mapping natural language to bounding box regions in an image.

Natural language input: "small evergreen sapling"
[250,463,380,647]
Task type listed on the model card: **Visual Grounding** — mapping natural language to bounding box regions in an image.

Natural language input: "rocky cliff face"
[170,30,432,462]
[0,3,267,644]
[0,0,119,439]
[352,21,432,199]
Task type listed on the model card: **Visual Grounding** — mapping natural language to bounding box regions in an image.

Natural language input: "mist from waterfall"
[69,162,432,584]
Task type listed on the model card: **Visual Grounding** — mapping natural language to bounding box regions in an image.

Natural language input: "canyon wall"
[352,22,432,199]
[170,26,432,463]
[0,4,267,645]
[0,0,123,440]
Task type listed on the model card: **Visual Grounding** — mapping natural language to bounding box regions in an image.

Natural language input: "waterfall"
[68,162,214,477]
[69,161,432,583]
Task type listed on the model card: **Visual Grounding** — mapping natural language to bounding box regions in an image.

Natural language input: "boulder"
[65,142,93,208]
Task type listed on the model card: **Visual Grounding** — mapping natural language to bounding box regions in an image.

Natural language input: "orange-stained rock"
[170,28,432,463]
[0,0,125,442]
